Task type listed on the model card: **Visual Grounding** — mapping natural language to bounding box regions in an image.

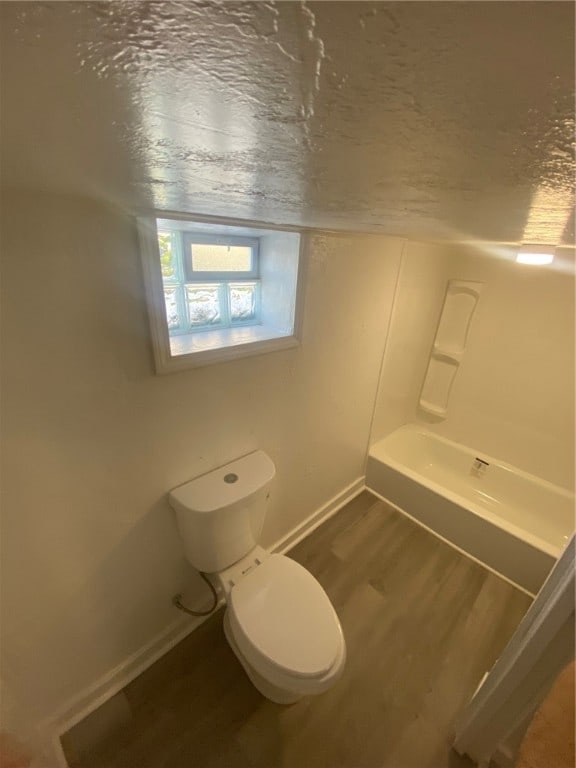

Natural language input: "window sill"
[138,214,305,375]
[158,325,299,372]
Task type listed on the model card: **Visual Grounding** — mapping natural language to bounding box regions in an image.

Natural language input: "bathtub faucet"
[471,457,489,477]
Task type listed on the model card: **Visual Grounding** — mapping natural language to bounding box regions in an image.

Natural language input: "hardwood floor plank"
[63,495,532,768]
[288,490,376,569]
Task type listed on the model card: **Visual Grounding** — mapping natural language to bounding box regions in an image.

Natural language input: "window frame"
[159,229,262,335]
[182,233,260,282]
[138,214,306,374]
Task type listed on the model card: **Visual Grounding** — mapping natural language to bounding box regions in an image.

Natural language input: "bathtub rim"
[369,425,574,560]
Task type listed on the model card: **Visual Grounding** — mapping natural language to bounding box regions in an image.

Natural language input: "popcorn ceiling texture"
[1,1,574,243]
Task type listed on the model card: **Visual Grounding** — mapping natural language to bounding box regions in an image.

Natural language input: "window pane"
[191,244,252,272]
[158,231,176,280]
[229,283,257,322]
[186,285,221,327]
[163,286,181,330]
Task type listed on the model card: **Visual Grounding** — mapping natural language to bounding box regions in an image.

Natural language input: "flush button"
[224,473,239,484]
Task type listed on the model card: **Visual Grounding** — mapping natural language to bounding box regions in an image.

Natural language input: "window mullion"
[254,280,262,323]
[220,282,231,328]
[176,285,188,333]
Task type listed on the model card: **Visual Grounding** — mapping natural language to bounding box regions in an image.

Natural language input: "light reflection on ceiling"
[522,186,575,245]
[0,1,574,244]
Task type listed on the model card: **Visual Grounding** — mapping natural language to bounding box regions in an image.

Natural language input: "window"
[159,232,261,334]
[138,216,304,373]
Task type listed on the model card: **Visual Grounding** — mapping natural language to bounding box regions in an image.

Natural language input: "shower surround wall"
[0,192,402,737]
[431,246,575,491]
[371,244,575,491]
[370,240,451,440]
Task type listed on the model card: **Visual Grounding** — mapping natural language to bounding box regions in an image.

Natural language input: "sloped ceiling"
[1,1,574,243]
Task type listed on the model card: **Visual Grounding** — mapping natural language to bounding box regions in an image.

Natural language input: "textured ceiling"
[1,1,574,243]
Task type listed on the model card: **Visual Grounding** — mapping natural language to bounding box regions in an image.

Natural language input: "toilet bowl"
[218,552,346,704]
[169,451,346,704]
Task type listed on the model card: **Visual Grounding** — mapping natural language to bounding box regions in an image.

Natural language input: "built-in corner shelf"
[419,280,483,419]
[432,345,464,364]
[418,399,450,419]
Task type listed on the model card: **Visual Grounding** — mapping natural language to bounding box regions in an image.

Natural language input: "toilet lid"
[229,554,342,678]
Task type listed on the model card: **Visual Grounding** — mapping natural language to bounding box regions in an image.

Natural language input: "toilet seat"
[228,554,343,679]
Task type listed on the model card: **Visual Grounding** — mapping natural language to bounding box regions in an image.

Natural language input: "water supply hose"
[172,572,219,617]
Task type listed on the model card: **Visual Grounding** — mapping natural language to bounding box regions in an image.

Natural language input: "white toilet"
[169,450,346,704]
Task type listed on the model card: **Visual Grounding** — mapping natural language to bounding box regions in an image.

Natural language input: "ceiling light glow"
[516,245,555,266]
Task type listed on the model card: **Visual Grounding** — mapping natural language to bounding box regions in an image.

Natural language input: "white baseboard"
[44,477,366,766]
[41,610,218,768]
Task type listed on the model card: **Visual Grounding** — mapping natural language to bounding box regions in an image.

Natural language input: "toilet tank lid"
[169,451,275,514]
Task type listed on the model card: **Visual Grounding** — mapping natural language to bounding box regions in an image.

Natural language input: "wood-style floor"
[62,492,532,768]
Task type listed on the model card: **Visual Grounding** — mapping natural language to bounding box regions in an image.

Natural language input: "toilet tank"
[169,451,276,573]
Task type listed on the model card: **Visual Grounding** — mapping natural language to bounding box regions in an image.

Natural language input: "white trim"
[366,486,536,597]
[137,215,307,374]
[138,216,173,373]
[40,611,218,767]
[44,478,366,765]
[182,232,259,281]
[453,535,575,765]
[157,331,301,374]
[270,477,366,554]
[291,231,309,347]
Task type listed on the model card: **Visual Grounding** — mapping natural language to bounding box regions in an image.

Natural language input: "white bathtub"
[366,425,574,595]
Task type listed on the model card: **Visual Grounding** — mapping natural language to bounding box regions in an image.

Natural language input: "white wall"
[0,191,402,726]
[371,242,575,491]
[370,240,450,441]
[259,230,300,333]
[427,246,575,490]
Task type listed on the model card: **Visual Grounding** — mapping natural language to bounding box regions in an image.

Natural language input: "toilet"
[169,450,346,704]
